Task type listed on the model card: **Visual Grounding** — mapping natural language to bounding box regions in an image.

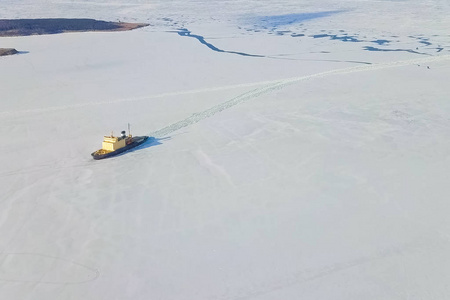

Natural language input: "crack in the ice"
[173,28,264,58]
[363,46,429,55]
[172,28,372,64]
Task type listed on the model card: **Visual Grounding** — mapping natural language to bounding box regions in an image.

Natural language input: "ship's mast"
[128,123,131,137]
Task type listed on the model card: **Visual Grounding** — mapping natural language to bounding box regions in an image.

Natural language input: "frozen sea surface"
[1,1,450,299]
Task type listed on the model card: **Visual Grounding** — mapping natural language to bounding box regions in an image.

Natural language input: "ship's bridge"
[102,135,126,151]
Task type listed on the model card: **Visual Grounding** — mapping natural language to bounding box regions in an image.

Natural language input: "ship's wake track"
[150,55,450,138]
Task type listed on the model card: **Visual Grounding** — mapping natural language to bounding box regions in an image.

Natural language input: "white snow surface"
[1,1,450,299]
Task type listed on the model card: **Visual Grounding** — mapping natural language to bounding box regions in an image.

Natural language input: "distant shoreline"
[0,18,149,37]
[0,48,18,56]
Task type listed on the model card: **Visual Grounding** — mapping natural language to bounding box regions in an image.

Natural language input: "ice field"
[1,0,450,299]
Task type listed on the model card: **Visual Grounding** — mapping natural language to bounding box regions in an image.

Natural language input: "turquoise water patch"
[255,11,344,29]
[372,39,390,45]
[312,34,361,42]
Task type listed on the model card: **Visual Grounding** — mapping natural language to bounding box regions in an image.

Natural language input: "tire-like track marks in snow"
[0,80,296,117]
[150,55,450,138]
[2,55,448,124]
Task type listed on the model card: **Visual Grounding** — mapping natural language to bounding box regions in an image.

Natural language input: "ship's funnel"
[121,131,127,138]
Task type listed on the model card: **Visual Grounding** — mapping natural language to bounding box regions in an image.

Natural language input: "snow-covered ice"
[1,1,450,299]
